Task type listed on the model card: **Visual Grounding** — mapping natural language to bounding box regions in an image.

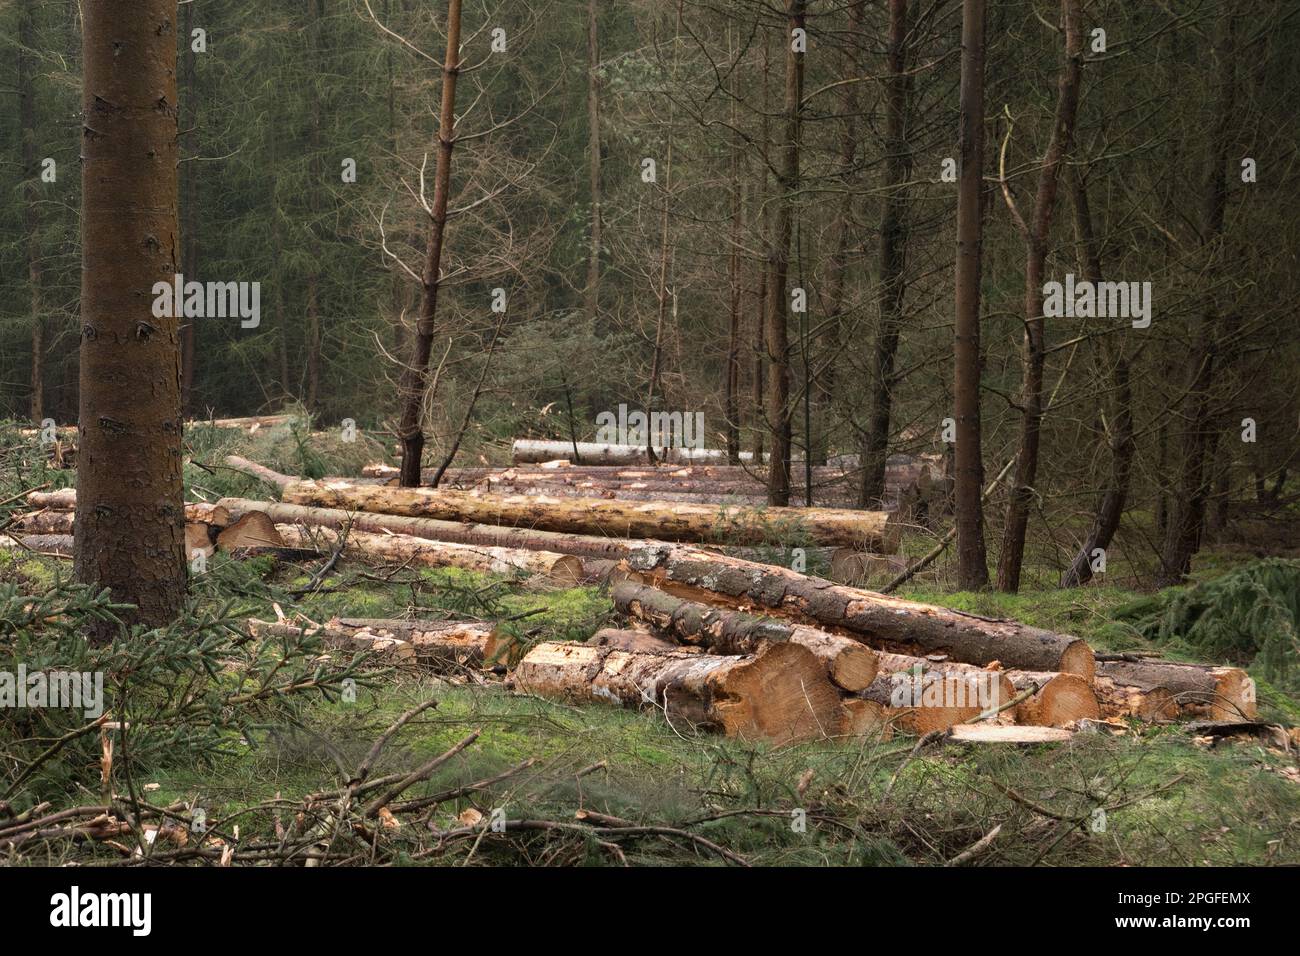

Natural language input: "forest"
[0,0,1298,883]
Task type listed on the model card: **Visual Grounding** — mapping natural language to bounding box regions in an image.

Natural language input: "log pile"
[4,456,1259,747]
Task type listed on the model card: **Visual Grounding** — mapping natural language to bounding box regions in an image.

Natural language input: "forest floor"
[2,417,1297,866]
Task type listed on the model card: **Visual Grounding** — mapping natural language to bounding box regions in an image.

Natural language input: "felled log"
[217,511,284,550]
[1005,670,1100,727]
[860,655,1017,734]
[611,580,877,692]
[948,724,1073,744]
[24,488,77,510]
[512,640,844,745]
[247,619,414,661]
[282,479,899,550]
[19,492,228,526]
[623,543,1095,679]
[0,533,73,556]
[216,498,651,562]
[512,439,766,466]
[1095,660,1255,722]
[8,510,73,534]
[250,617,506,668]
[223,455,296,490]
[587,627,696,655]
[273,524,584,585]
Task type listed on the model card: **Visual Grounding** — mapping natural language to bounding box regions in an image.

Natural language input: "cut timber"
[0,533,73,556]
[282,479,899,550]
[612,580,877,692]
[9,510,73,534]
[185,522,214,558]
[332,617,507,666]
[1005,671,1100,727]
[24,489,77,509]
[273,524,584,585]
[587,627,692,655]
[512,439,765,466]
[19,492,229,526]
[1096,660,1255,722]
[216,511,284,551]
[859,659,1016,735]
[623,543,1095,679]
[841,698,893,740]
[224,455,296,490]
[949,725,1073,744]
[247,619,415,662]
[215,498,650,562]
[512,640,843,745]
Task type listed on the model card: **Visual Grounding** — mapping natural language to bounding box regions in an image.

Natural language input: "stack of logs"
[2,456,1256,747]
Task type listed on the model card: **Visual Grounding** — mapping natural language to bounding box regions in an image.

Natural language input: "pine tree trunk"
[1059,171,1134,588]
[75,0,187,634]
[179,0,199,416]
[859,0,912,507]
[952,0,990,590]
[584,0,602,322]
[19,0,43,423]
[996,0,1083,593]
[765,0,805,506]
[1157,12,1236,587]
[396,0,463,487]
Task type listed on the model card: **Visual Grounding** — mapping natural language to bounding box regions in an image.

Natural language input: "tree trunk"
[75,0,187,633]
[179,0,198,416]
[1157,12,1236,587]
[305,0,324,412]
[1059,170,1134,588]
[396,0,463,487]
[584,0,602,322]
[623,543,1095,677]
[996,0,1083,592]
[513,640,845,745]
[952,0,990,590]
[282,479,900,549]
[612,580,878,691]
[19,0,43,423]
[858,0,912,508]
[812,0,864,468]
[764,0,805,506]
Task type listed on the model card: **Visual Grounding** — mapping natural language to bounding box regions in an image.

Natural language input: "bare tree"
[996,0,1082,592]
[395,0,463,487]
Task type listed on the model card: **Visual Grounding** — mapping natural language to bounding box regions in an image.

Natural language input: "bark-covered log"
[1096,660,1255,722]
[512,439,768,465]
[21,491,228,526]
[0,533,74,556]
[216,498,651,562]
[623,543,1095,679]
[586,627,695,655]
[282,479,899,550]
[274,524,584,584]
[223,455,296,490]
[512,640,844,745]
[611,580,877,692]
